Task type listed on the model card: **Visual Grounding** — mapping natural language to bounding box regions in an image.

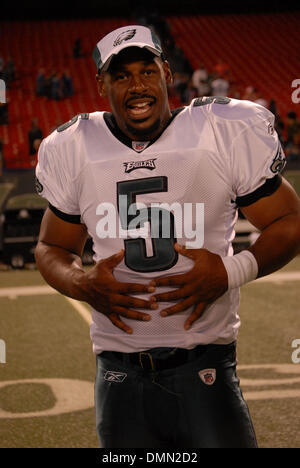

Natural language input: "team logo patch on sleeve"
[270,143,286,174]
[193,96,230,107]
[35,177,43,194]
[198,368,216,385]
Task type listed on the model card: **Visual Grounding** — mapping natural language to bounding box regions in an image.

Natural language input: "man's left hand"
[149,243,228,330]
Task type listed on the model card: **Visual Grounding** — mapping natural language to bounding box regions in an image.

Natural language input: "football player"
[35,25,300,448]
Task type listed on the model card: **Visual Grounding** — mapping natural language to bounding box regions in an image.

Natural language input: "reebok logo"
[104,371,127,383]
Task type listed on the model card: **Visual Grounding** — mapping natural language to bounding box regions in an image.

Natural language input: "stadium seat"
[0,14,299,168]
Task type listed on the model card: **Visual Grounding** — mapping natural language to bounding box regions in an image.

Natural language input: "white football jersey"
[36,97,285,354]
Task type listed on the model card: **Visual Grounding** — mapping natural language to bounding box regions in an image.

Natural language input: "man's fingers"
[110,293,158,310]
[184,302,207,330]
[108,312,133,334]
[160,294,199,317]
[110,282,156,294]
[108,307,152,334]
[152,283,196,302]
[150,273,189,288]
[112,306,151,322]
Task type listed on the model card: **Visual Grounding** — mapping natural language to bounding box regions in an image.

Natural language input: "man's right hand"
[79,249,157,334]
[35,208,157,335]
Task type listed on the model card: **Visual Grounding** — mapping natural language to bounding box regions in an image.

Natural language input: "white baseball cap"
[93,25,163,72]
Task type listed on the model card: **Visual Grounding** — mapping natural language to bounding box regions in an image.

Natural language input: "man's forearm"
[35,241,87,300]
[248,213,300,278]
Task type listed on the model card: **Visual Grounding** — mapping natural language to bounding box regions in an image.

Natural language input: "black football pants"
[94,342,258,448]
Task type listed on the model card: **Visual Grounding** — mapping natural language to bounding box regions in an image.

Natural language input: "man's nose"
[128,74,147,93]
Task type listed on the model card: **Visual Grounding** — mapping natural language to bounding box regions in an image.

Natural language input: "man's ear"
[96,73,107,97]
[163,61,173,85]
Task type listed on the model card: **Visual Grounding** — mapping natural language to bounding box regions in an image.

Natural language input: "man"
[35,25,300,448]
[28,118,43,155]
[210,73,230,97]
[0,137,4,176]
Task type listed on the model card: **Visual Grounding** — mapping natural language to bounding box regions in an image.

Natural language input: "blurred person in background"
[51,72,63,100]
[210,73,230,97]
[192,63,208,90]
[0,56,4,79]
[0,102,9,125]
[28,118,43,155]
[0,138,4,176]
[213,58,231,80]
[73,38,83,58]
[3,56,16,88]
[36,68,46,97]
[254,90,268,108]
[62,70,74,98]
[286,111,300,146]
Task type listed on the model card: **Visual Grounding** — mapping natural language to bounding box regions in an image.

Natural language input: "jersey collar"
[103,107,184,153]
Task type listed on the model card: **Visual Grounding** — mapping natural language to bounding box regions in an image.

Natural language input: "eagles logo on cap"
[93,25,163,72]
[113,29,136,47]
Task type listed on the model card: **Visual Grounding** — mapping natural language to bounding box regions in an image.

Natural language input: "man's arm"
[35,208,90,298]
[35,208,157,334]
[241,177,300,277]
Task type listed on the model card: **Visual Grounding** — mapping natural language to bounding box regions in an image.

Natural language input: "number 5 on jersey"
[117,177,178,273]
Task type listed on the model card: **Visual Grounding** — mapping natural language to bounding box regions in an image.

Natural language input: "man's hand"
[149,244,228,330]
[35,209,158,336]
[80,249,157,334]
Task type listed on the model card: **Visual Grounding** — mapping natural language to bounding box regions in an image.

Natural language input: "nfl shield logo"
[198,368,216,385]
[132,141,150,152]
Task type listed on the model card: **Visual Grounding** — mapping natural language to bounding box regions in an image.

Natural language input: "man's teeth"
[129,102,151,115]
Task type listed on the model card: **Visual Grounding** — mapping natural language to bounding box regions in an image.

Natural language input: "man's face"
[97,48,173,141]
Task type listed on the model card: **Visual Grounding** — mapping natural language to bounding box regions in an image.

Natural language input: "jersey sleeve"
[35,135,81,218]
[230,107,286,206]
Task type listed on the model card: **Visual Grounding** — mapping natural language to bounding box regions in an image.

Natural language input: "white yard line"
[0,285,57,297]
[255,272,300,283]
[64,297,92,326]
[0,284,92,325]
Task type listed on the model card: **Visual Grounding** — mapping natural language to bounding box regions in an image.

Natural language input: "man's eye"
[144,69,155,76]
[115,74,127,81]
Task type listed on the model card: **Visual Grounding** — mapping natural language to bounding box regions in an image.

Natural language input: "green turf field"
[0,258,300,448]
[285,170,300,197]
[0,182,15,210]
